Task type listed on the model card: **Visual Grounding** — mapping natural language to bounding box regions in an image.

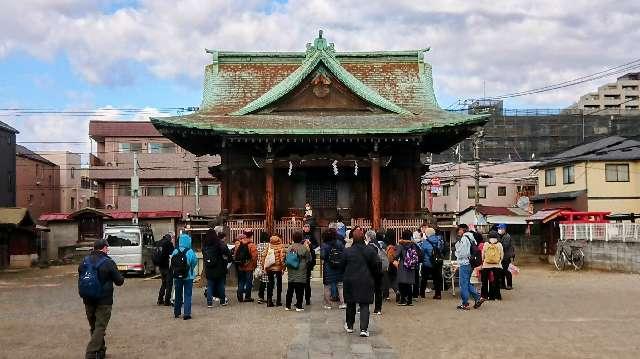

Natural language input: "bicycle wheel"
[572,249,585,270]
[554,250,566,271]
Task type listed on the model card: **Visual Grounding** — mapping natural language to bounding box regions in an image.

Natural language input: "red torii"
[559,211,610,224]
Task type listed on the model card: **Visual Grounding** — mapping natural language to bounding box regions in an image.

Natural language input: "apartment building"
[571,72,640,112]
[422,162,538,213]
[531,136,640,213]
[38,151,97,212]
[0,121,18,207]
[15,145,61,222]
[89,121,221,216]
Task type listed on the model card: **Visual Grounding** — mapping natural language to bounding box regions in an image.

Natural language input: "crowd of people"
[77,217,517,358]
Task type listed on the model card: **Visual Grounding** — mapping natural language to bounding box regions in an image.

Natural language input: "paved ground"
[1,265,640,358]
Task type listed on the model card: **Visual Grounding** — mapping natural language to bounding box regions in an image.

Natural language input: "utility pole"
[131,152,140,224]
[193,158,204,216]
[473,130,483,207]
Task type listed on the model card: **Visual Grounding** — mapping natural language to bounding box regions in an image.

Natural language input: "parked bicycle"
[554,239,585,271]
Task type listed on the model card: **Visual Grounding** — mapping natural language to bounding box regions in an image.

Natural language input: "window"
[70,167,75,179]
[147,186,163,196]
[118,143,142,153]
[162,186,176,196]
[148,142,176,154]
[117,185,130,196]
[605,164,630,182]
[562,165,575,184]
[545,169,556,186]
[442,185,450,197]
[498,186,507,196]
[202,184,220,196]
[467,186,487,199]
[81,177,91,189]
[70,197,75,210]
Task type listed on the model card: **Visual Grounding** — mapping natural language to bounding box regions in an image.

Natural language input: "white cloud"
[1,0,639,106]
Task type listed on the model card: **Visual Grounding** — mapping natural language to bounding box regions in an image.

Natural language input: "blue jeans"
[459,264,479,306]
[207,277,226,305]
[237,270,253,300]
[174,278,193,317]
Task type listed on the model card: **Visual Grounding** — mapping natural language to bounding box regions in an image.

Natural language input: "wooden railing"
[274,219,305,245]
[227,219,267,244]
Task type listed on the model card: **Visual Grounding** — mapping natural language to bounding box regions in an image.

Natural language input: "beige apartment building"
[570,72,640,112]
[531,136,640,214]
[38,151,97,212]
[89,121,221,216]
[422,162,538,213]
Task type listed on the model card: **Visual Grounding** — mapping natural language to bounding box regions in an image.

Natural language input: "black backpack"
[468,235,482,268]
[171,248,190,279]
[234,243,251,265]
[203,246,218,269]
[328,245,344,269]
[151,245,164,266]
[427,238,444,267]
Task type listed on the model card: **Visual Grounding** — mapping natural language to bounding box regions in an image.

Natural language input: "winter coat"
[455,232,476,266]
[78,251,125,305]
[394,240,416,284]
[421,234,444,268]
[303,231,317,269]
[320,239,345,285]
[171,233,199,280]
[499,233,515,259]
[203,240,231,280]
[156,236,175,269]
[235,240,259,272]
[262,236,286,272]
[481,238,504,269]
[286,242,309,283]
[256,242,269,282]
[343,241,380,304]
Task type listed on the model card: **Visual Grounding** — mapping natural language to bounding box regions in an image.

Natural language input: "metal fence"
[560,223,640,242]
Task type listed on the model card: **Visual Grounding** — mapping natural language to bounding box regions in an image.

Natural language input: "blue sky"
[1,0,638,153]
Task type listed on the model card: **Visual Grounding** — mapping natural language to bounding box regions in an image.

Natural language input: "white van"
[104,224,156,276]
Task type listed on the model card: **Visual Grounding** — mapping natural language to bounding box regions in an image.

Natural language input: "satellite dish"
[517,196,530,210]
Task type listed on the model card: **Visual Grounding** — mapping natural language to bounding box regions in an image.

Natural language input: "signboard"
[430,177,441,194]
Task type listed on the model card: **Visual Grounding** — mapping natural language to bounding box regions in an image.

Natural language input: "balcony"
[90,152,219,180]
[103,195,221,216]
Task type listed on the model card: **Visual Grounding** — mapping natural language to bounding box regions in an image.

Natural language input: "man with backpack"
[321,229,347,309]
[234,230,258,303]
[153,233,174,306]
[454,224,484,310]
[204,230,232,307]
[78,239,124,359]
[171,233,198,319]
[420,227,445,300]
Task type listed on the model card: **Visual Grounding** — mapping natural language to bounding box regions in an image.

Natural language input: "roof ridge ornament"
[306,29,335,58]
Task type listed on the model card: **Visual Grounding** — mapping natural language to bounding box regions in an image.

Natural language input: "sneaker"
[344,323,354,334]
[284,307,291,311]
[306,301,311,306]
[295,307,305,312]
[323,305,332,310]
[397,302,407,306]
[207,304,213,308]
[221,298,229,306]
[183,315,192,320]
[360,330,370,338]
[338,304,347,309]
[244,298,255,303]
[505,286,513,290]
[473,298,485,309]
[456,304,471,311]
[373,311,382,315]
[257,298,264,304]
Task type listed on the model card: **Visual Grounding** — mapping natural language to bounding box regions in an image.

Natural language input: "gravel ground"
[379,266,640,359]
[1,265,639,359]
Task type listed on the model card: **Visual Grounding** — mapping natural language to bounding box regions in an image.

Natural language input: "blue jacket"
[420,235,444,268]
[171,233,199,280]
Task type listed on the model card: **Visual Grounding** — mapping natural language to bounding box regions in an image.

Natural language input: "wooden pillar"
[371,155,381,231]
[265,158,275,235]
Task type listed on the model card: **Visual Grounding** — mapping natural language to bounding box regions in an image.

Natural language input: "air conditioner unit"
[105,203,115,210]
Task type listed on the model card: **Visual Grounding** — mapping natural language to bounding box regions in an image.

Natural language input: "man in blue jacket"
[171,233,198,320]
[420,227,444,299]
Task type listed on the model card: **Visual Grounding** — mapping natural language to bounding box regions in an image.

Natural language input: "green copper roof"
[230,32,412,116]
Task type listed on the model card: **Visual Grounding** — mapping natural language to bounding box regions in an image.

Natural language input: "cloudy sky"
[1,0,639,155]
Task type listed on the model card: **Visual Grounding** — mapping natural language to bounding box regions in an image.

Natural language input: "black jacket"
[343,241,380,304]
[78,251,124,306]
[157,237,175,268]
[204,242,231,279]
